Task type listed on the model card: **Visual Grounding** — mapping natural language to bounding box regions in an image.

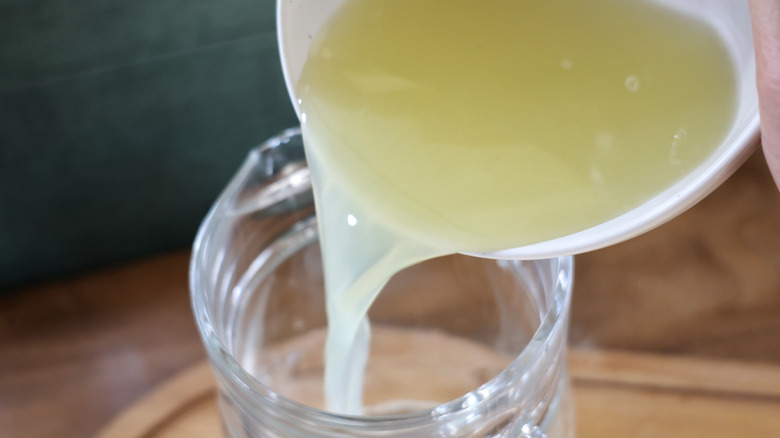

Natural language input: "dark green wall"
[0,0,298,290]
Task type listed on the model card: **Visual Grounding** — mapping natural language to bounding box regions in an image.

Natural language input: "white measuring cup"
[276,0,760,259]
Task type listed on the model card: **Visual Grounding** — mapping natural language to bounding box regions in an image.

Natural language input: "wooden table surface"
[2,151,780,438]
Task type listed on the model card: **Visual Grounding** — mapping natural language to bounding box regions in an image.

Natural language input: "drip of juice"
[296,0,737,414]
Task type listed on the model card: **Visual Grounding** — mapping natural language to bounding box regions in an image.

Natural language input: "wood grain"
[92,350,780,438]
[94,362,218,438]
[572,150,780,363]
[0,252,205,438]
[569,349,780,399]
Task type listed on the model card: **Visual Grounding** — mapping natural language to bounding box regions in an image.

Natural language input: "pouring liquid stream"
[295,0,737,414]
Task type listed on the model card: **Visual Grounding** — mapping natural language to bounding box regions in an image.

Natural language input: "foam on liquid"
[296,0,737,414]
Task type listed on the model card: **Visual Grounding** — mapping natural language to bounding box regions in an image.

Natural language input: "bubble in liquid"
[625,75,640,92]
[596,132,614,152]
[669,128,687,167]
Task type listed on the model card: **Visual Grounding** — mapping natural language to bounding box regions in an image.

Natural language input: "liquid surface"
[296,0,737,414]
[299,0,736,252]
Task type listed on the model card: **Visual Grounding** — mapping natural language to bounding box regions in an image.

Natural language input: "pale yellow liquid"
[296,0,737,414]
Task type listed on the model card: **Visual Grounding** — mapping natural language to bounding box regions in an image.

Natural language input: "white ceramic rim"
[276,0,761,260]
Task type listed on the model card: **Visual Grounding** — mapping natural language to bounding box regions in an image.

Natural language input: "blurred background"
[2,2,780,438]
[0,0,296,290]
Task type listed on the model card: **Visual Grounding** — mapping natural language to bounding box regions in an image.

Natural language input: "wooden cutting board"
[95,349,780,438]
